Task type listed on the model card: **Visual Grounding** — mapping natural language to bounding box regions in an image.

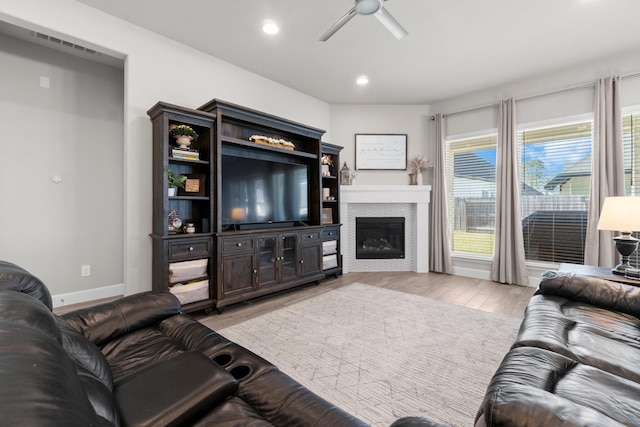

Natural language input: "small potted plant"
[169,124,199,149]
[167,168,187,197]
[321,154,333,176]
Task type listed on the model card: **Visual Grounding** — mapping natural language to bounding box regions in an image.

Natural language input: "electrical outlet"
[81,265,91,277]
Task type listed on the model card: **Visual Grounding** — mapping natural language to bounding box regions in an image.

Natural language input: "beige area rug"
[217,283,521,427]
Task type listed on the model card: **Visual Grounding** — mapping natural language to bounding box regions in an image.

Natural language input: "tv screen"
[221,155,309,227]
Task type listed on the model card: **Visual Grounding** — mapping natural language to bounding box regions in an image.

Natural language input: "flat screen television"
[221,154,309,228]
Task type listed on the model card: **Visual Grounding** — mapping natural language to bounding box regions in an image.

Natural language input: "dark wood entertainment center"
[148,99,342,313]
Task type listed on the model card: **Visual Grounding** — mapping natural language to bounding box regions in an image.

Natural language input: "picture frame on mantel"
[355,134,407,170]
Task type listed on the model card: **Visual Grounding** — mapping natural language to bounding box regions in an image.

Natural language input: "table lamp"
[596,196,640,275]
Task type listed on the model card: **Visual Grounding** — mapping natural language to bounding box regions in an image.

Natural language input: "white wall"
[0,33,124,299]
[330,105,431,186]
[1,0,331,300]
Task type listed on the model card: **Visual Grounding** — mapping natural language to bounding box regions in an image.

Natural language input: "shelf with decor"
[320,142,343,277]
[147,101,216,314]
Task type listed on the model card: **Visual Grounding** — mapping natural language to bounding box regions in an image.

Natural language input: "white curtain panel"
[491,99,528,285]
[584,77,625,267]
[429,113,453,274]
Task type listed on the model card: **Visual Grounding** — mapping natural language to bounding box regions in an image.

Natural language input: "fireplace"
[356,217,405,259]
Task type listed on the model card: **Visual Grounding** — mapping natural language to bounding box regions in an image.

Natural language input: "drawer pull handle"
[300,259,304,264]
[189,247,194,251]
[328,232,333,235]
[237,243,242,247]
[309,235,313,238]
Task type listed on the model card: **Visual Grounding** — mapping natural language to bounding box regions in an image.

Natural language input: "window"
[623,112,640,268]
[518,121,593,264]
[446,134,497,256]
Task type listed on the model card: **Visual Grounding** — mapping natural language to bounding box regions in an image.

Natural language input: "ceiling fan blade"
[319,7,357,41]
[374,4,408,39]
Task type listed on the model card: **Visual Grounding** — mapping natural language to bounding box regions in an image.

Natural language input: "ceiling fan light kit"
[355,0,381,14]
[319,0,408,41]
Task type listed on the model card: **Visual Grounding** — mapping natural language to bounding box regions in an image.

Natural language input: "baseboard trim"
[51,283,124,309]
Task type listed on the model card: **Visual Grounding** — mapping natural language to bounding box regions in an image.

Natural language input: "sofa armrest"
[114,351,238,427]
[537,270,640,317]
[62,291,182,346]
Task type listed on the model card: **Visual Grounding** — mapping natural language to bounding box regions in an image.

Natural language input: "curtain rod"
[430,71,640,120]
[430,102,498,120]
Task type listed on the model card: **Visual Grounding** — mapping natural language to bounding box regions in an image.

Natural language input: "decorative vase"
[322,164,330,176]
[175,135,192,149]
[168,187,177,197]
[416,172,423,185]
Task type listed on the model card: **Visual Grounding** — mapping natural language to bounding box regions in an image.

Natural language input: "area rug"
[217,283,521,427]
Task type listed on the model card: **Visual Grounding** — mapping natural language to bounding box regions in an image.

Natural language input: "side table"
[558,262,640,286]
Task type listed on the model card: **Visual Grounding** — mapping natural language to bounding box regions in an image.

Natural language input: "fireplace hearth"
[356,217,405,259]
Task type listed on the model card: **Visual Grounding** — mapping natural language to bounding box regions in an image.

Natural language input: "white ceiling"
[75,0,640,105]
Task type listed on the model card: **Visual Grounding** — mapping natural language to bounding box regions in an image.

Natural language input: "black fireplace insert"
[355,217,405,259]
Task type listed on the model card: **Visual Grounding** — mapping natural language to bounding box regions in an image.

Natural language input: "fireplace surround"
[340,185,431,273]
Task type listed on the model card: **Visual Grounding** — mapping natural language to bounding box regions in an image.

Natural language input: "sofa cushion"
[114,351,238,427]
[514,294,640,383]
[476,346,640,427]
[63,291,182,346]
[0,260,52,309]
[57,316,114,390]
[102,325,188,384]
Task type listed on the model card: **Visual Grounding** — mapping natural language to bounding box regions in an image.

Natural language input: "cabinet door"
[221,253,255,298]
[257,235,278,287]
[279,234,298,281]
[300,244,323,277]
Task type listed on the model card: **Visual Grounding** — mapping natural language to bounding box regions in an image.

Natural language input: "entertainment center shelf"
[149,99,342,313]
[220,136,318,160]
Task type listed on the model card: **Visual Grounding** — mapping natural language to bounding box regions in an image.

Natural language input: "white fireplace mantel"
[340,185,431,273]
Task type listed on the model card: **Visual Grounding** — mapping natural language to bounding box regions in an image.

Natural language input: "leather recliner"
[0,260,368,426]
[475,271,640,427]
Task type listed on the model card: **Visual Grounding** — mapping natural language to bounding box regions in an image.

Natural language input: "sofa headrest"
[0,260,52,310]
[0,290,60,342]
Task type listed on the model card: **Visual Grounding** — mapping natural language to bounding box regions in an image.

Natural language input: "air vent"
[32,31,102,58]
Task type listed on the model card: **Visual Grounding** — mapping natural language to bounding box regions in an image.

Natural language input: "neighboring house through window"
[519,121,593,264]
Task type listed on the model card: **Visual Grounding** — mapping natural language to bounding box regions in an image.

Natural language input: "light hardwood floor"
[54,272,537,325]
[196,272,537,330]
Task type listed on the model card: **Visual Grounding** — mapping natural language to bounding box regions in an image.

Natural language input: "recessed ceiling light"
[262,20,279,35]
[356,75,369,85]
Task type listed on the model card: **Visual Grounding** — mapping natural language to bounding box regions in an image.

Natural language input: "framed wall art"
[355,134,407,170]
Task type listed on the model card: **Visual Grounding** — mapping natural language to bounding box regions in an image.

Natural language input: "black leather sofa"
[475,270,640,426]
[0,260,369,426]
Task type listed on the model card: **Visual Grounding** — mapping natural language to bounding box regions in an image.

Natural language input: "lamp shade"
[596,197,640,233]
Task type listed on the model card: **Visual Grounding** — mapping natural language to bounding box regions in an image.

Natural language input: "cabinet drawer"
[299,229,321,246]
[221,236,254,253]
[322,226,340,241]
[168,239,211,261]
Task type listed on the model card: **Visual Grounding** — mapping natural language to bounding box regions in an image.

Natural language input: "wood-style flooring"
[53,272,537,327]
[196,272,537,330]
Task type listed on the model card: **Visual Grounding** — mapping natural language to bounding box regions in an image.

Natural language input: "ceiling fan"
[319,0,408,41]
